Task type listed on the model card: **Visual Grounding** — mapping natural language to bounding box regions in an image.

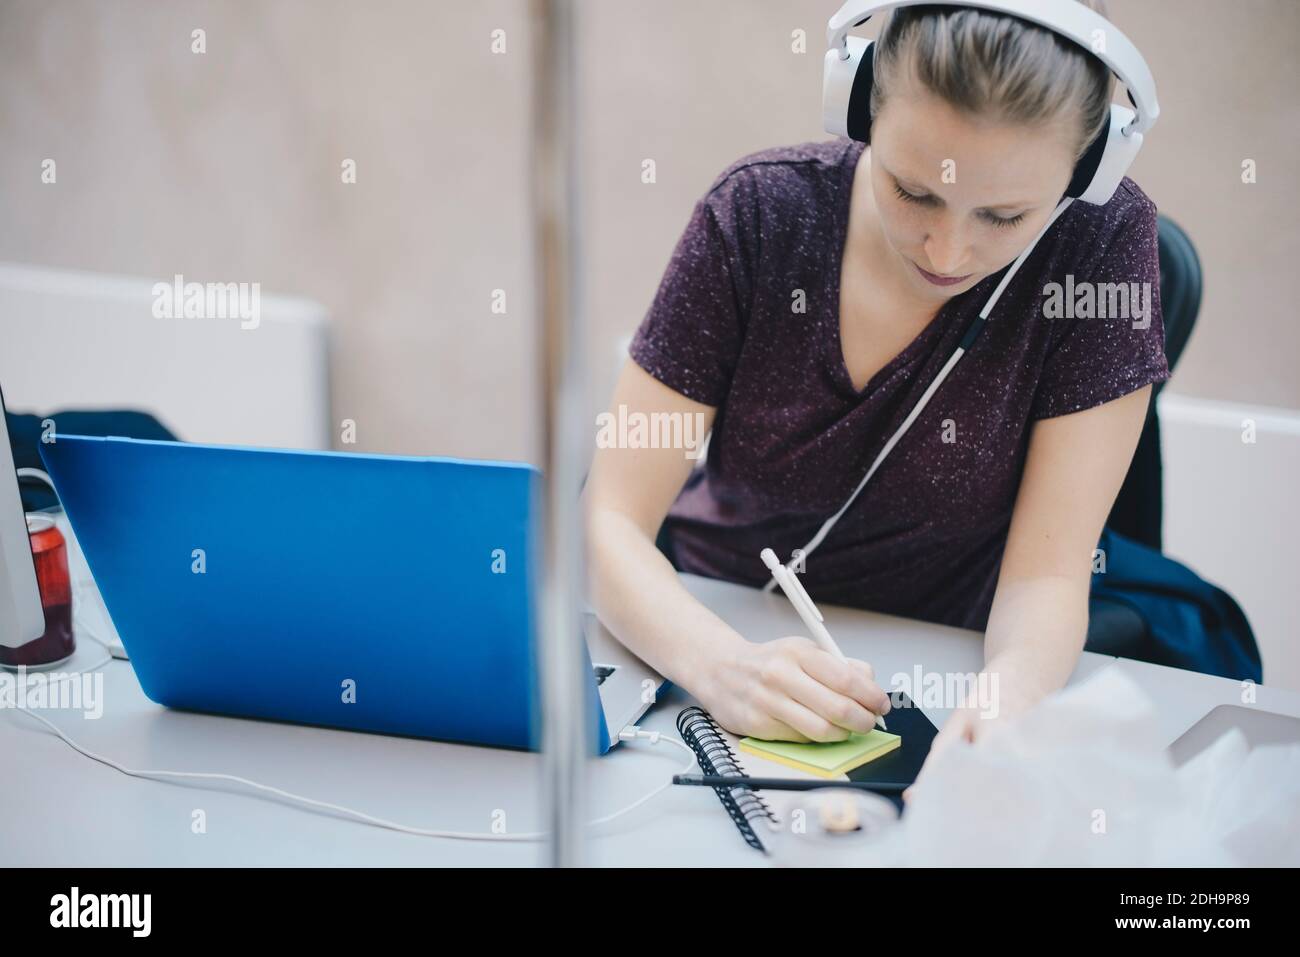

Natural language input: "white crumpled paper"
[844,666,1299,866]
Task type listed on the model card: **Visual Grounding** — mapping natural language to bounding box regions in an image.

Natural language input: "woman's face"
[868,78,1079,302]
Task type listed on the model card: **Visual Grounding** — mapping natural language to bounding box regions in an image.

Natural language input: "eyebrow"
[889,168,1036,213]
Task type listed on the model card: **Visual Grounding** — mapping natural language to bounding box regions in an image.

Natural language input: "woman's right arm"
[582,359,891,743]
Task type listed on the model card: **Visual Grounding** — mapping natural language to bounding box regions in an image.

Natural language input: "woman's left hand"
[901,677,1044,803]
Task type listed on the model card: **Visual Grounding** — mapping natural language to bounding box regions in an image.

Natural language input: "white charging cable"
[12,460,704,840]
[6,497,698,841]
[8,656,697,843]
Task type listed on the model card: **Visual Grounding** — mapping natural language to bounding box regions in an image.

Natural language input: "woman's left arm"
[917,383,1153,773]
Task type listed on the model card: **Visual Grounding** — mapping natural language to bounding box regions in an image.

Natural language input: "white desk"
[4,557,1298,867]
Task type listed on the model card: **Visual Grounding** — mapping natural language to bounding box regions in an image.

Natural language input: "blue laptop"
[40,435,663,752]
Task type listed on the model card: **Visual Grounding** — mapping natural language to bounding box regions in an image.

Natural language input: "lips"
[912,261,972,287]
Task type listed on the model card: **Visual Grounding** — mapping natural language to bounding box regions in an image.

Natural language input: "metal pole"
[531,0,588,868]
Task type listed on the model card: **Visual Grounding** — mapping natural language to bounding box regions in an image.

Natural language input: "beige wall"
[1,0,1296,463]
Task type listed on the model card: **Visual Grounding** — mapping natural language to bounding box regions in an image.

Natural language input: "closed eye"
[894,182,1026,228]
[893,183,938,207]
[981,210,1027,229]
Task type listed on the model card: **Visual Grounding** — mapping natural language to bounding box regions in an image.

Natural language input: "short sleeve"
[1031,189,1171,420]
[628,181,752,408]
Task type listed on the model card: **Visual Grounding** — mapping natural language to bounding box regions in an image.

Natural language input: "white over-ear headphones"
[762,0,1160,593]
[823,0,1159,205]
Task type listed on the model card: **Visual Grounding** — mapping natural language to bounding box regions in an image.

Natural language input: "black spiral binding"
[676,706,777,852]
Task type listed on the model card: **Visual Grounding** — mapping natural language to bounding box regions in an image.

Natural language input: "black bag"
[5,408,178,512]
[1087,527,1262,683]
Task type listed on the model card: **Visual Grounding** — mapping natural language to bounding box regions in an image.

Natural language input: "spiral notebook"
[676,690,938,852]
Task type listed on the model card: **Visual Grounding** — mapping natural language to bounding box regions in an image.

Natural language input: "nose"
[923,222,972,276]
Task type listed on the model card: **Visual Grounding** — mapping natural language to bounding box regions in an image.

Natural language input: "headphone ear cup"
[823,36,875,141]
[1065,113,1111,199]
[1068,104,1144,204]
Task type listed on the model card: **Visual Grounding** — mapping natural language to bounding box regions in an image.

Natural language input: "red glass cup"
[0,513,75,670]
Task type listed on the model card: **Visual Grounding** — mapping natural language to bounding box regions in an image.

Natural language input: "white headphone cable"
[764,195,1074,591]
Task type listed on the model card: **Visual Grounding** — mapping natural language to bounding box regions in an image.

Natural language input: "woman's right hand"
[695,635,892,742]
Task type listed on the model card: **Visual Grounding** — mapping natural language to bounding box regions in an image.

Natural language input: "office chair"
[1086,214,1203,652]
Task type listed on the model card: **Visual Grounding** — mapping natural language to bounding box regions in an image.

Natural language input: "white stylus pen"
[760,548,886,731]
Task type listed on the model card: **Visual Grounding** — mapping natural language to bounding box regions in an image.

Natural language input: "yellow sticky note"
[739,730,901,778]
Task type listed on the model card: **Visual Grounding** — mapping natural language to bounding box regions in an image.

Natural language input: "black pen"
[674,773,908,793]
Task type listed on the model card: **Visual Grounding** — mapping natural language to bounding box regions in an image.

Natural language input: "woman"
[583,1,1166,776]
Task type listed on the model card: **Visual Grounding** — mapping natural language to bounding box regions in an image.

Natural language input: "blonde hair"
[869,1,1114,162]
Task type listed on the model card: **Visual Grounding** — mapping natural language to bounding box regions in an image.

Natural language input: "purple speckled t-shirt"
[629,138,1169,631]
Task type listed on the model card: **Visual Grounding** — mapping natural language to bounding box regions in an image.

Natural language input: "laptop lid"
[41,434,553,748]
[1169,704,1300,767]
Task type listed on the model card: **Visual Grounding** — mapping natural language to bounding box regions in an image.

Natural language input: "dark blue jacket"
[1088,527,1262,683]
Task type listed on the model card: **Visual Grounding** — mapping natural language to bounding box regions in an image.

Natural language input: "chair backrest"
[1104,214,1203,549]
[1156,215,1203,375]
